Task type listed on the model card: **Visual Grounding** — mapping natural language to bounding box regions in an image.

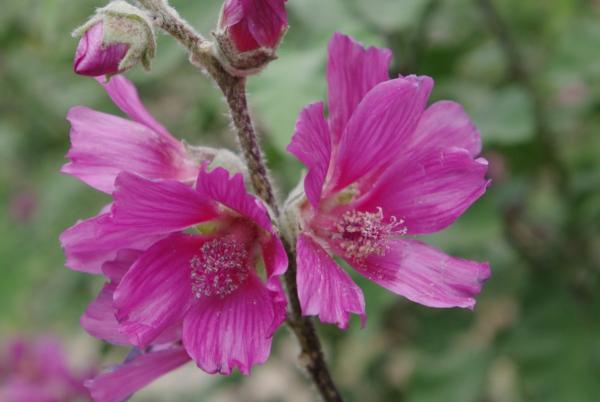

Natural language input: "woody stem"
[138,1,344,401]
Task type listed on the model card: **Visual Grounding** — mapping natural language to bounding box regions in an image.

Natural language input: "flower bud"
[214,0,288,77]
[72,1,156,77]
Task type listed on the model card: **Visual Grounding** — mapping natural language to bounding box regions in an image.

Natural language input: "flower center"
[334,207,405,260]
[190,238,249,299]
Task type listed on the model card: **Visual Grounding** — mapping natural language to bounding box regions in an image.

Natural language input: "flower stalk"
[136,1,344,401]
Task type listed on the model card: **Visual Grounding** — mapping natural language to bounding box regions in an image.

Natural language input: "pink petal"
[96,75,174,141]
[260,234,288,280]
[296,234,366,329]
[287,102,331,207]
[330,75,433,192]
[221,0,287,51]
[81,283,130,346]
[101,249,142,283]
[408,100,482,157]
[62,106,197,194]
[356,148,490,235]
[245,0,287,48]
[87,347,190,402]
[73,22,128,77]
[259,237,288,335]
[196,167,273,232]
[182,274,284,375]
[114,233,200,347]
[60,213,162,274]
[327,32,392,144]
[356,239,490,309]
[111,172,219,233]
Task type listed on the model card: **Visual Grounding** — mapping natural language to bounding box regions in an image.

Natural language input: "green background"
[1,0,599,401]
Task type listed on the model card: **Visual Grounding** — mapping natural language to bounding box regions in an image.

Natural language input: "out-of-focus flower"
[286,33,491,329]
[8,190,37,223]
[0,336,94,402]
[214,0,288,76]
[72,1,155,77]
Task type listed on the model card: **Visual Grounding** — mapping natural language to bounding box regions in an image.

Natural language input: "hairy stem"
[137,1,344,400]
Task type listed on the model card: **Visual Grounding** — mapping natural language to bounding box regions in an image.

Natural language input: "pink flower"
[0,336,94,402]
[219,0,288,52]
[73,22,129,77]
[65,166,287,376]
[287,33,491,329]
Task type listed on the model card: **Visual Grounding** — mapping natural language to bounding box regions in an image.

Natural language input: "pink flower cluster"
[61,75,287,400]
[0,336,94,402]
[63,0,490,399]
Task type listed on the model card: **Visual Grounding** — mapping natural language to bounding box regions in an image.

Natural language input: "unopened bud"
[213,0,288,77]
[72,1,155,77]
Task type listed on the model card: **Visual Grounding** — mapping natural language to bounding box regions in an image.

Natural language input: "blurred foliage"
[1,0,599,401]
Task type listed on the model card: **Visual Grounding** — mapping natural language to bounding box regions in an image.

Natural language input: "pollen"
[190,238,249,299]
[334,207,405,260]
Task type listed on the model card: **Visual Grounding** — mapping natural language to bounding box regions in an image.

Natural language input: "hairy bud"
[72,1,156,77]
[213,0,288,77]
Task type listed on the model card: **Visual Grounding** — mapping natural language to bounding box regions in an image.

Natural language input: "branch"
[136,2,344,400]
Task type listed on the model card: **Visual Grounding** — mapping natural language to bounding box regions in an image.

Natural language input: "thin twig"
[136,1,344,400]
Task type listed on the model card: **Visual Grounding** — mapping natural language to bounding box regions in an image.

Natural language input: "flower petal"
[111,172,219,233]
[81,283,130,346]
[73,22,128,77]
[182,274,283,375]
[356,239,490,309]
[196,167,273,232]
[60,213,162,274]
[101,249,142,283]
[408,100,482,157]
[114,233,200,347]
[356,148,490,235]
[330,75,433,192]
[296,234,366,329]
[287,102,331,206]
[62,106,197,194]
[327,32,392,144]
[247,0,288,48]
[96,75,172,140]
[87,347,190,402]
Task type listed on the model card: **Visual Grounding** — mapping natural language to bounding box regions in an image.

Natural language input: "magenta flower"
[219,0,288,52]
[0,336,94,401]
[73,22,128,77]
[287,33,491,329]
[64,165,287,375]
